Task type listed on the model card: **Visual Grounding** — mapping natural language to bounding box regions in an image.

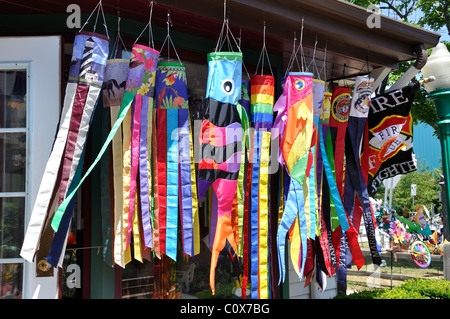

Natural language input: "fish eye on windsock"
[222,78,235,95]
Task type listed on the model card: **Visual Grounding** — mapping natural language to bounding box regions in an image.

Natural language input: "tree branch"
[380,0,410,20]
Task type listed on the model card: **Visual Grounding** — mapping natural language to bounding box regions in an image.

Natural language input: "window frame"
[0,62,30,298]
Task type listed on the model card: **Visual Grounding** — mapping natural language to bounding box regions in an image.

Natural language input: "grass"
[346,246,444,292]
[336,278,450,299]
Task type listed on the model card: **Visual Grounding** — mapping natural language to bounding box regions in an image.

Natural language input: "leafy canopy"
[346,0,450,136]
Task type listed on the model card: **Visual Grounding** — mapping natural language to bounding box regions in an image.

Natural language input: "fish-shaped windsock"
[277,72,314,283]
[197,51,243,295]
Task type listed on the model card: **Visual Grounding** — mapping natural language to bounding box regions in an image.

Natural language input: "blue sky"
[379,5,449,43]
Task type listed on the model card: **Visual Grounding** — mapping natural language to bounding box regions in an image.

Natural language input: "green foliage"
[400,278,450,299]
[417,0,450,36]
[346,0,450,135]
[390,160,442,212]
[335,278,450,299]
[391,60,440,136]
[195,282,235,299]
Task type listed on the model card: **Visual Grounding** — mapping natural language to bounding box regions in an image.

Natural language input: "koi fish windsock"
[197,52,243,295]
[276,72,314,283]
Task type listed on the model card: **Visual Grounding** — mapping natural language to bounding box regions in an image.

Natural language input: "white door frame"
[0,36,61,299]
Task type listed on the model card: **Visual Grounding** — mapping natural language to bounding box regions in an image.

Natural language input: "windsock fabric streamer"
[197,51,243,295]
[123,44,159,259]
[363,83,420,196]
[339,76,379,287]
[47,44,159,269]
[102,58,131,267]
[21,31,109,267]
[249,74,275,299]
[154,62,197,260]
[277,72,314,284]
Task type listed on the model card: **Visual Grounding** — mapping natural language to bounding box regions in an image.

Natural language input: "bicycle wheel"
[410,241,431,268]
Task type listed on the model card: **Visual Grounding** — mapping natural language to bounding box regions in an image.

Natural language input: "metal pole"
[389,178,393,210]
[428,89,450,280]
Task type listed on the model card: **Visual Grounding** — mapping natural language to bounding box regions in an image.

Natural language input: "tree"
[390,160,442,213]
[347,0,450,136]
[417,1,450,37]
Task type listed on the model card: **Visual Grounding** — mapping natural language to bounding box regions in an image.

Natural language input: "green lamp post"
[422,43,450,278]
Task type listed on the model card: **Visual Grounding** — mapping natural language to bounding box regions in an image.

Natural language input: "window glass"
[0,263,23,299]
[0,132,26,193]
[0,197,25,259]
[0,70,27,129]
[120,60,243,299]
[0,66,27,300]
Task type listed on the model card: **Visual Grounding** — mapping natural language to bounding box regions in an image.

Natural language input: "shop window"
[0,67,28,299]
[120,60,244,299]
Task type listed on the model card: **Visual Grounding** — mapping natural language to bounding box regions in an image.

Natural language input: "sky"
[380,4,449,43]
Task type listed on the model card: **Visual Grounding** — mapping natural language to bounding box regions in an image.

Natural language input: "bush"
[399,278,450,299]
[335,278,450,299]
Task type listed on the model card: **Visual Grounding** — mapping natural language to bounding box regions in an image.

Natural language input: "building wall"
[413,122,442,170]
[287,252,337,299]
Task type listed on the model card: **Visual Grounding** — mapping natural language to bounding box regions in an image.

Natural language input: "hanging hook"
[366,55,370,74]
[321,40,328,81]
[159,9,182,64]
[167,10,171,60]
[223,0,227,22]
[149,1,155,48]
[255,20,273,77]
[215,0,242,53]
[299,17,306,72]
[111,8,127,59]
[79,0,109,39]
[117,9,121,34]
[134,0,155,48]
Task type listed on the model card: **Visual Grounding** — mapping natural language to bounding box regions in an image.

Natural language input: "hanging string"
[342,63,348,87]
[285,32,301,77]
[299,18,307,73]
[215,0,242,53]
[215,0,228,52]
[149,1,155,48]
[307,35,321,80]
[288,18,306,73]
[66,245,103,254]
[79,0,110,39]
[160,10,182,64]
[254,21,273,77]
[320,41,328,82]
[134,1,155,49]
[358,52,371,75]
[93,3,100,32]
[238,28,251,79]
[111,10,131,60]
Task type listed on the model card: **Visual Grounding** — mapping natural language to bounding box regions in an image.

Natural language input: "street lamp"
[421,42,450,279]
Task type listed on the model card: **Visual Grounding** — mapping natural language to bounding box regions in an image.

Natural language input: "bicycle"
[392,214,433,268]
